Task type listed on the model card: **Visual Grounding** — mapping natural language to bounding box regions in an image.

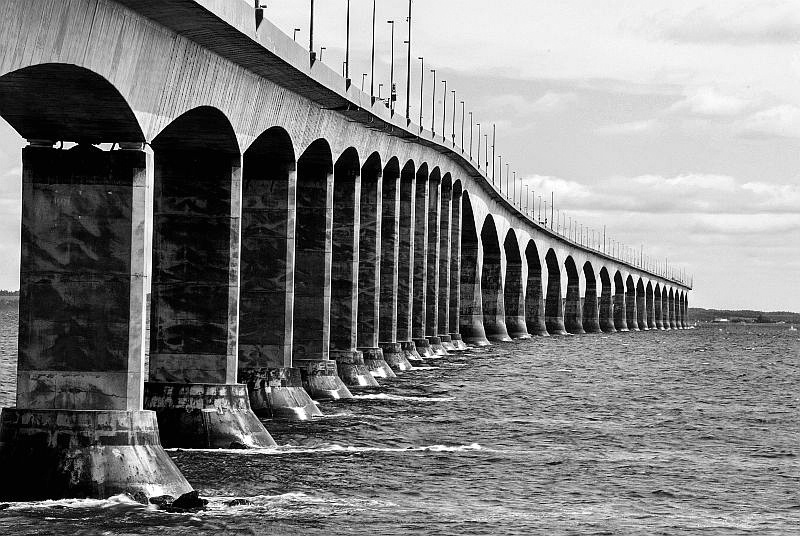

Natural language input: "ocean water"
[0,307,797,535]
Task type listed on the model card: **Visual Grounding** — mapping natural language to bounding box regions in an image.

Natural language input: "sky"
[0,0,798,311]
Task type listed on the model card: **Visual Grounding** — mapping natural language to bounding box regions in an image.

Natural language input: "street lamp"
[405,0,412,121]
[387,20,395,115]
[345,0,350,83]
[370,0,376,102]
[361,73,368,92]
[476,122,481,167]
[484,134,488,172]
[452,90,457,146]
[418,57,424,130]
[309,0,315,62]
[469,112,473,159]
[319,46,326,61]
[498,155,502,191]
[293,28,301,41]
[491,124,496,182]
[430,69,436,135]
[441,80,447,141]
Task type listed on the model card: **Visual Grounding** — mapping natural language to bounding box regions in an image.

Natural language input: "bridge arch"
[599,267,616,332]
[564,256,584,335]
[0,63,144,144]
[636,278,647,330]
[545,249,567,335]
[481,215,511,341]
[582,262,601,333]
[504,229,529,339]
[625,275,639,331]
[292,138,334,364]
[149,106,241,388]
[613,271,628,331]
[239,126,296,376]
[459,191,488,345]
[356,152,383,351]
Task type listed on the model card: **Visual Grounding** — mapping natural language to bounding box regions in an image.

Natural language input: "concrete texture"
[296,360,353,400]
[144,383,276,448]
[0,409,192,500]
[360,347,396,379]
[331,350,380,389]
[243,367,322,420]
[381,342,413,372]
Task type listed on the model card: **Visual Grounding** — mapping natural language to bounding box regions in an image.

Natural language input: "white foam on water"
[2,493,151,512]
[166,442,484,456]
[411,366,440,370]
[353,393,454,402]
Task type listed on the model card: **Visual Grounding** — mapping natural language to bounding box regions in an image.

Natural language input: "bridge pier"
[238,128,320,420]
[459,194,490,345]
[504,232,531,339]
[448,184,469,350]
[425,171,448,356]
[654,289,664,329]
[599,273,616,332]
[292,141,352,399]
[625,277,639,331]
[545,251,568,335]
[0,143,191,499]
[636,281,648,330]
[145,112,275,448]
[437,177,457,350]
[613,291,629,331]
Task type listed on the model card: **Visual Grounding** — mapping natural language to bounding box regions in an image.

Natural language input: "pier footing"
[296,360,354,400]
[244,368,322,421]
[360,347,396,379]
[413,338,435,358]
[332,350,380,389]
[144,383,276,449]
[0,408,193,501]
[449,333,469,350]
[426,336,449,356]
[380,342,415,371]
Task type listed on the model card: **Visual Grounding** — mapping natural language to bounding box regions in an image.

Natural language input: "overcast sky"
[0,0,798,311]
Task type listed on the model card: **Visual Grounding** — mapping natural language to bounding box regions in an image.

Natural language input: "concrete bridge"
[0,0,691,500]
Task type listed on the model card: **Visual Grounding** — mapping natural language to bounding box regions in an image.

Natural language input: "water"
[0,305,797,534]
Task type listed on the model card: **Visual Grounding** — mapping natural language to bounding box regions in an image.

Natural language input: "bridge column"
[504,235,529,339]
[654,289,664,329]
[582,282,601,333]
[683,295,690,327]
[545,251,567,335]
[412,168,433,357]
[392,163,418,368]
[646,285,656,329]
[524,245,548,336]
[437,177,456,351]
[613,281,629,331]
[425,171,447,355]
[0,143,192,500]
[661,290,670,329]
[448,184,469,349]
[357,156,394,380]
[668,291,677,329]
[238,132,320,420]
[376,161,403,375]
[481,220,511,342]
[459,195,489,345]
[564,260,585,335]
[599,272,616,332]
[329,150,379,390]
[625,279,639,331]
[145,112,275,449]
[636,281,648,330]
[292,141,353,399]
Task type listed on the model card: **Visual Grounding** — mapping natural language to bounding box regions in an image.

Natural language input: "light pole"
[388,20,395,114]
[370,0,376,102]
[361,73,368,92]
[441,80,447,140]
[506,163,510,199]
[405,0,412,121]
[452,90,457,146]
[513,171,517,205]
[491,124,496,182]
[309,0,315,62]
[418,57,424,129]
[498,155,502,191]
[484,134,488,172]
[319,46,326,61]
[476,123,481,167]
[461,101,466,153]
[469,112,473,159]
[293,28,301,41]
[345,0,350,83]
[431,69,436,135]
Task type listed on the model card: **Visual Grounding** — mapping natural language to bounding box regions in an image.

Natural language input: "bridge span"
[0,0,691,500]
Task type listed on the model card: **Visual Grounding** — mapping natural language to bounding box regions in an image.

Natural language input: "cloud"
[669,87,751,116]
[735,105,800,139]
[595,119,659,136]
[484,91,577,116]
[647,4,800,45]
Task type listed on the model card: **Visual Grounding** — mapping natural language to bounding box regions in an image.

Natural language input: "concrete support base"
[0,409,193,501]
[244,368,322,421]
[331,350,380,389]
[438,334,457,351]
[381,342,415,371]
[449,333,469,350]
[413,338,435,358]
[400,341,425,366]
[296,360,354,400]
[546,318,569,336]
[506,317,531,339]
[144,383,276,449]
[360,347,397,379]
[426,336,448,356]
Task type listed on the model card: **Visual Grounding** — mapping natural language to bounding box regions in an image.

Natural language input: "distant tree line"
[689,308,800,324]
[0,290,18,296]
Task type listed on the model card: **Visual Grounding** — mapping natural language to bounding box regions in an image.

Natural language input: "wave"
[352,393,454,402]
[166,443,484,456]
[410,366,440,370]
